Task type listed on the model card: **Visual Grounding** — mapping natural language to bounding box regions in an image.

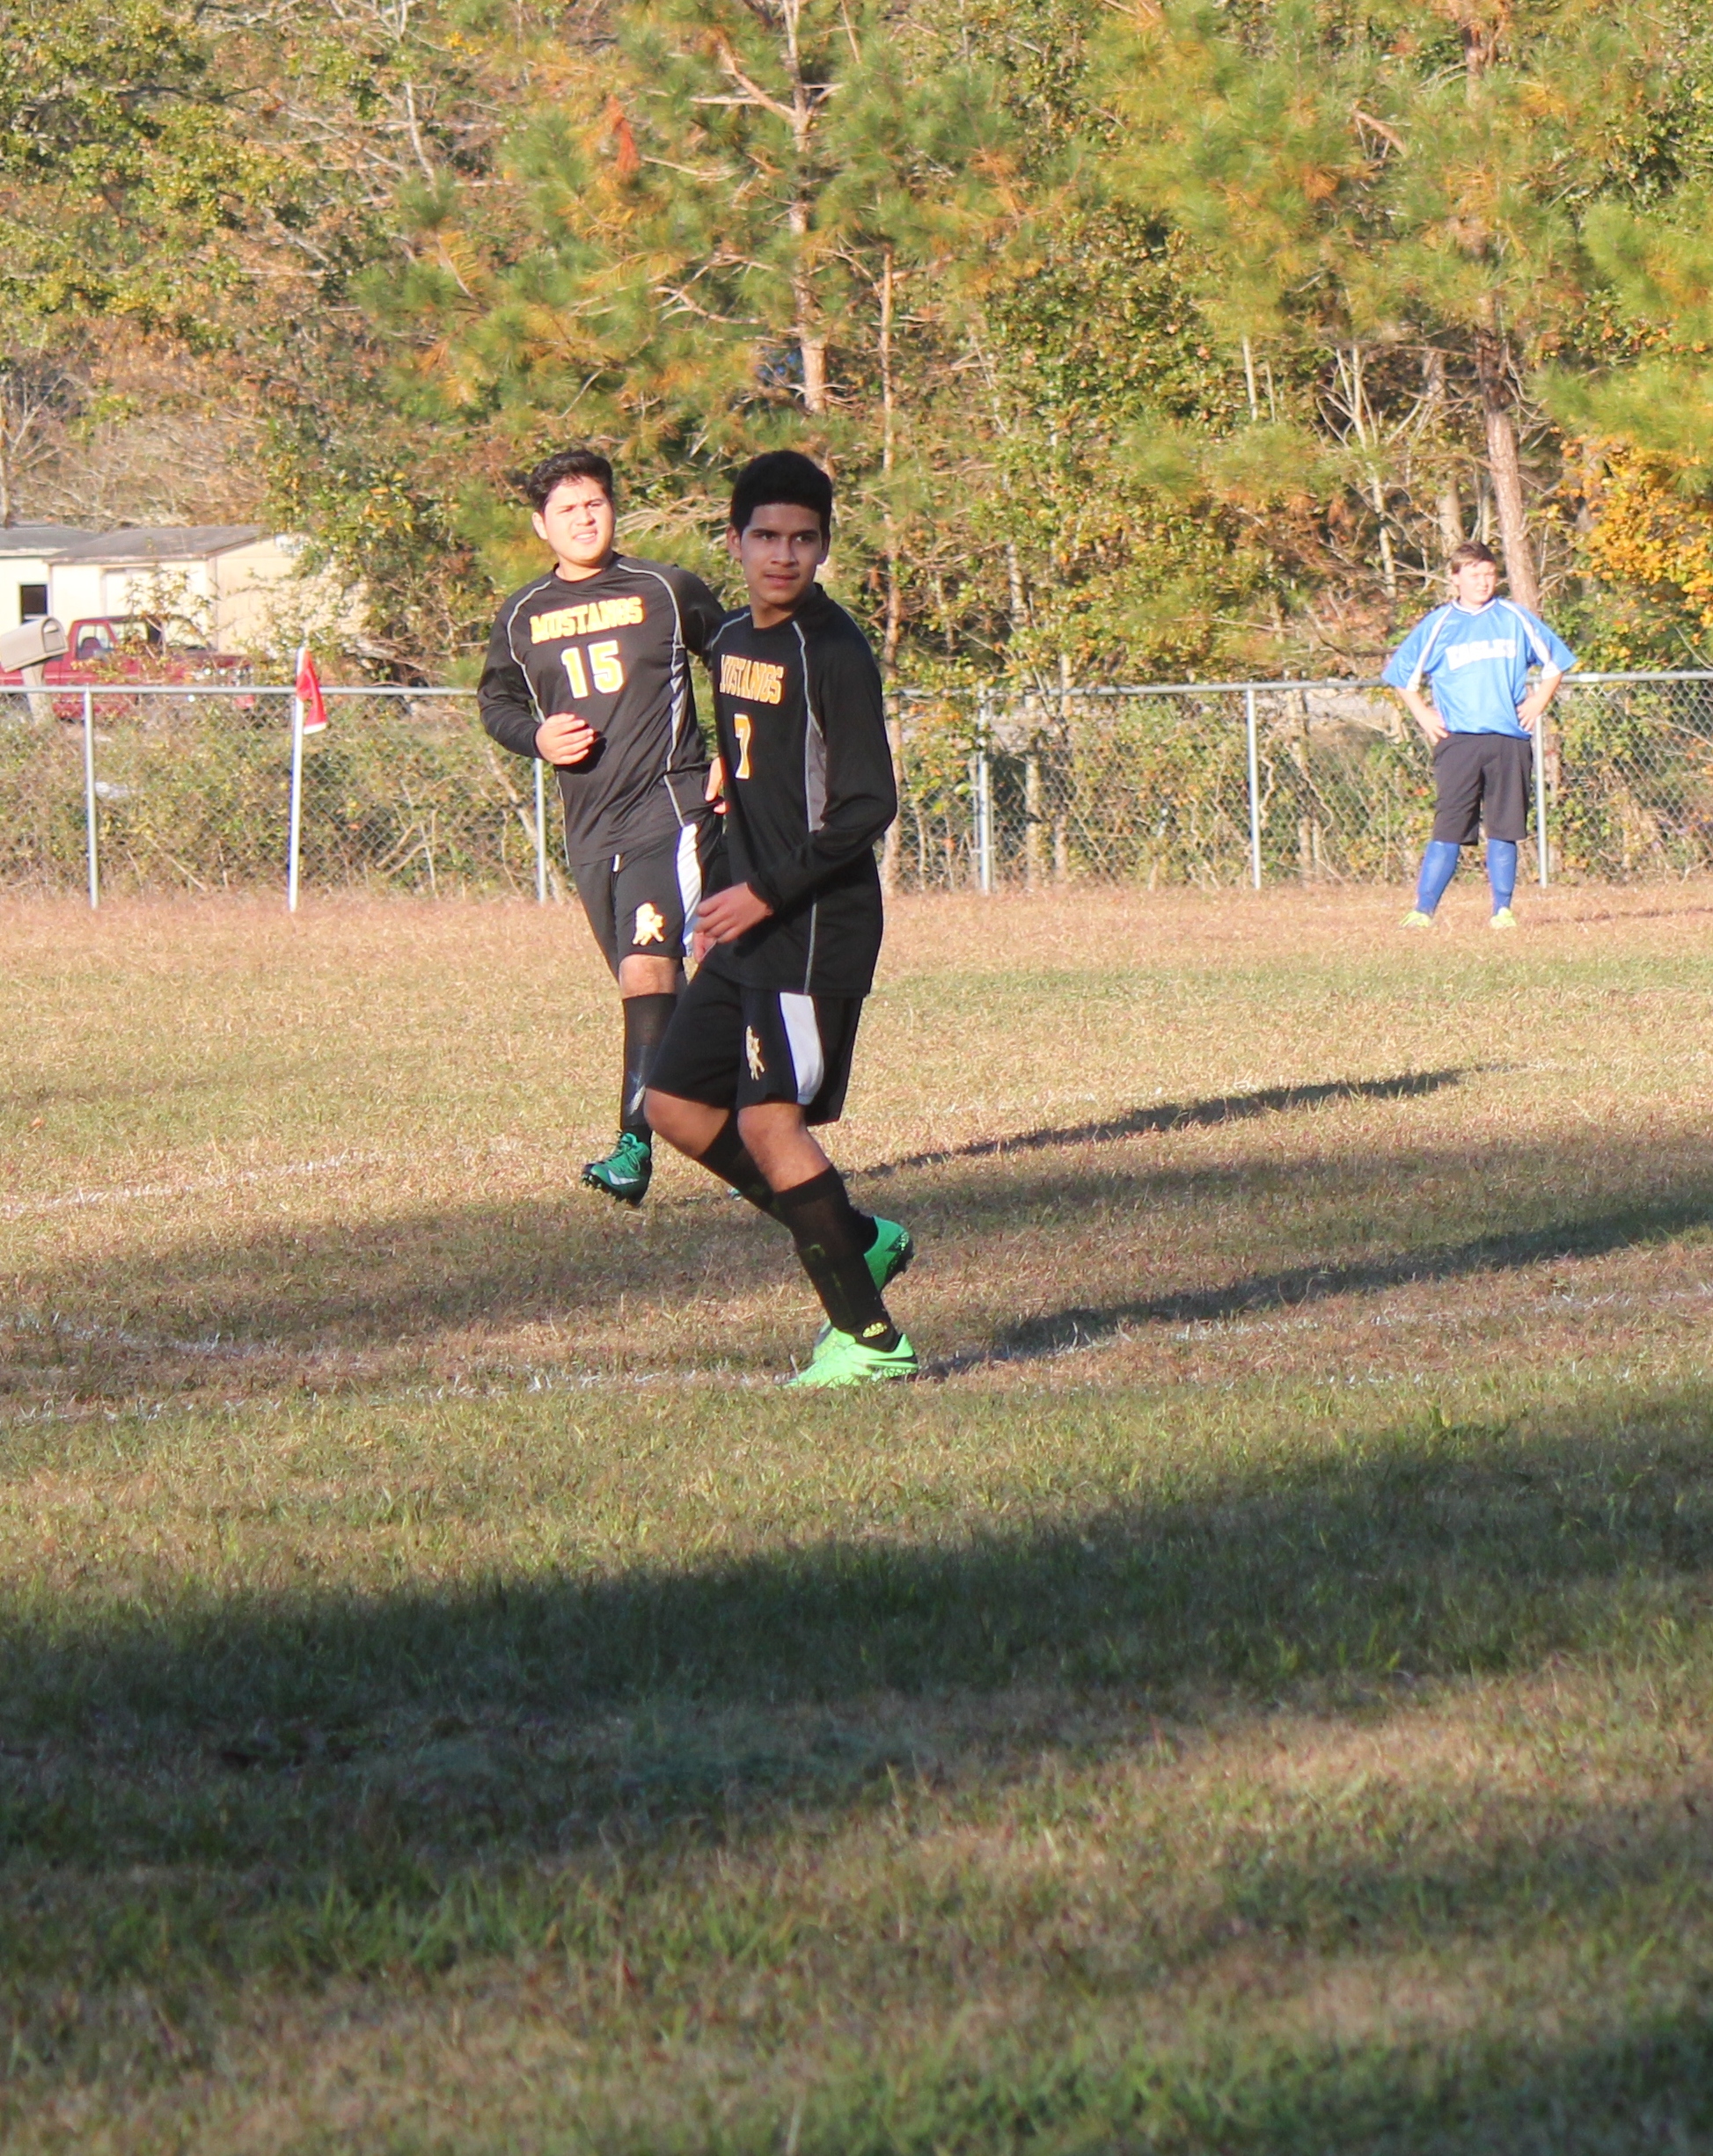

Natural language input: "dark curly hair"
[521,447,615,512]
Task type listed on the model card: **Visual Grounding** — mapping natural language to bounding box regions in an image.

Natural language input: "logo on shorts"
[633,902,665,946]
[745,1027,765,1079]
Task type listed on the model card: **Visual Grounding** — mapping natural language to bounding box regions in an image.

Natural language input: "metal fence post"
[533,756,549,904]
[286,686,304,913]
[82,688,99,909]
[1534,716,1548,888]
[1244,686,1263,890]
[975,691,994,895]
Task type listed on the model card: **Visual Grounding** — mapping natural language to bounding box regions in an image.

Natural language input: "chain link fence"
[4,674,1712,900]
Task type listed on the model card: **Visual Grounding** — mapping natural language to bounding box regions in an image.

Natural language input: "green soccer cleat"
[866,1216,915,1293]
[789,1326,919,1387]
[581,1130,653,1206]
[813,1217,915,1348]
[1490,906,1518,931]
[1400,909,1434,930]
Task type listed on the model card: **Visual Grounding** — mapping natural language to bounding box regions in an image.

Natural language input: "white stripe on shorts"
[676,820,703,943]
[779,992,824,1106]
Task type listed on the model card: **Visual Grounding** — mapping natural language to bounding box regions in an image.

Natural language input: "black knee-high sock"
[691,1114,780,1217]
[773,1166,898,1347]
[620,993,677,1140]
[689,1117,882,1250]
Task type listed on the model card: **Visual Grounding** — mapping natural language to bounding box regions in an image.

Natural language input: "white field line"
[0,1151,392,1220]
[928,1278,1713,1376]
[1,1363,779,1429]
[6,1282,1713,1427]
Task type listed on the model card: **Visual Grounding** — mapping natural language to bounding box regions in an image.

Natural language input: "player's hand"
[1419,713,1449,746]
[705,754,728,815]
[535,713,599,765]
[1516,699,1544,733]
[697,882,773,946]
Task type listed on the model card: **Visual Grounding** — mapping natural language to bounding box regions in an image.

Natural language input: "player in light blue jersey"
[1380,542,1576,930]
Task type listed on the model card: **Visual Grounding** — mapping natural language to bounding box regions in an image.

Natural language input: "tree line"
[6,0,1713,683]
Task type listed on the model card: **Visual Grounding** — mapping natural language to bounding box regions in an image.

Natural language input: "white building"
[0,525,90,631]
[0,524,355,652]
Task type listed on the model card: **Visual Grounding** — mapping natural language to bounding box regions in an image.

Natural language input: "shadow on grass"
[707,2010,1713,2155]
[21,1067,1709,1381]
[6,1385,1713,2143]
[952,1188,1713,1370]
[6,1390,1713,1849]
[860,1065,1470,1180]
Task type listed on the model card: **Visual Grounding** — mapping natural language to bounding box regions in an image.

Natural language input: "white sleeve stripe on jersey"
[1497,599,1554,668]
[502,574,559,719]
[627,564,691,749]
[1406,605,1454,693]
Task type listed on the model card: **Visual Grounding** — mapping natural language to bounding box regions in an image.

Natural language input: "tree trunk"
[878,248,904,894]
[781,0,828,416]
[787,198,828,415]
[1438,480,1465,559]
[1422,347,1465,559]
[1475,316,1539,614]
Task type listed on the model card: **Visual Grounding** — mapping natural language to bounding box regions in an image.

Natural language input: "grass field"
[5,880,1713,2152]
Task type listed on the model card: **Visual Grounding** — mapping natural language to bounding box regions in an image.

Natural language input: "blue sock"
[1486,839,1518,913]
[1415,840,1460,915]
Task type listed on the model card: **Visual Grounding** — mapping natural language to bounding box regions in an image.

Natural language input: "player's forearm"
[1522,668,1564,716]
[753,798,895,913]
[1397,687,1440,736]
[478,668,543,758]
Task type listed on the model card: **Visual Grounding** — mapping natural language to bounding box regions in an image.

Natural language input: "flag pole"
[287,653,305,913]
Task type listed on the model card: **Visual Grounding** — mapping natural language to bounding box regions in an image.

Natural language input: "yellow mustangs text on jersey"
[530,595,647,643]
[718,654,786,704]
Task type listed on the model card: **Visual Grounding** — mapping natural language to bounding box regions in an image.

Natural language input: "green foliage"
[18,0,1713,677]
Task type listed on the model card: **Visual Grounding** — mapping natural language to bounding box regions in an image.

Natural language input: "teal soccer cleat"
[581,1130,653,1206]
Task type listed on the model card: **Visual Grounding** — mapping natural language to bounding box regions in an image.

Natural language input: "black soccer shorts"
[1431,732,1534,845]
[647,962,865,1127]
[570,815,722,976]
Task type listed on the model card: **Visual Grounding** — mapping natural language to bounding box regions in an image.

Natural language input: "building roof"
[50,525,268,564]
[0,523,93,557]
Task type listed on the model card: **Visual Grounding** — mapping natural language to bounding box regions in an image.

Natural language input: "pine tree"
[377,0,1026,669]
[1095,0,1695,638]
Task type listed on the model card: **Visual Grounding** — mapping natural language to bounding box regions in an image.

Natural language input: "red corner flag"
[296,645,329,735]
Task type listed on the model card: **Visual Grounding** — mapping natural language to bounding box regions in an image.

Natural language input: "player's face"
[1451,558,1498,608]
[533,478,616,576]
[728,502,829,621]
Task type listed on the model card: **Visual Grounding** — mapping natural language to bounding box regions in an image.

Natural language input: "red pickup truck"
[0,614,253,713]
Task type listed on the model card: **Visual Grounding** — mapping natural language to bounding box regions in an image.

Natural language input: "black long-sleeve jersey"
[479,555,726,862]
[705,585,897,997]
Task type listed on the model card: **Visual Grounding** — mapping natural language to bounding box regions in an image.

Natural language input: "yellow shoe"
[1400,910,1434,930]
[1490,907,1518,931]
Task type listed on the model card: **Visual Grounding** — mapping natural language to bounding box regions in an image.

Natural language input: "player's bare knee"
[642,1086,684,1145]
[619,954,681,998]
[644,1087,706,1154]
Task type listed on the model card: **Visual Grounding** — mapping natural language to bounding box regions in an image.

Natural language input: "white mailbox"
[0,617,68,671]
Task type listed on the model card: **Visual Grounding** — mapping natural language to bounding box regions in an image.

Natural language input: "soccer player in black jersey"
[645,451,916,1385]
[479,448,726,1206]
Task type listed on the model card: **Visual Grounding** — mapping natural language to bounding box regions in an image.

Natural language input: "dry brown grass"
[7,880,1713,1411]
[5,883,1713,2152]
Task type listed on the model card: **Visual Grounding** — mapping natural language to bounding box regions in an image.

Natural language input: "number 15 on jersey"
[563,639,626,698]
